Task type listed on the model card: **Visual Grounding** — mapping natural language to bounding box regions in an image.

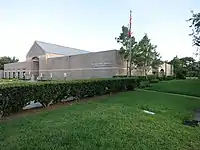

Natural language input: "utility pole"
[198,48,200,77]
[129,10,132,77]
[194,48,200,77]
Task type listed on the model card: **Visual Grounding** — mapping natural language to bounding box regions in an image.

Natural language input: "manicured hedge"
[150,79,159,83]
[138,81,151,88]
[113,75,174,81]
[157,76,175,81]
[0,78,137,116]
[165,76,175,80]
[176,72,186,79]
[113,75,128,78]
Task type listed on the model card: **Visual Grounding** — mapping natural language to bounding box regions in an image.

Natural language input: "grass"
[146,79,200,97]
[1,90,200,150]
[0,79,25,84]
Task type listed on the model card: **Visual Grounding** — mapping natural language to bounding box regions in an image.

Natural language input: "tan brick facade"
[3,41,173,80]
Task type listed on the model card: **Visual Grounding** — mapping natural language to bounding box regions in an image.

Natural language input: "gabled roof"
[36,41,90,56]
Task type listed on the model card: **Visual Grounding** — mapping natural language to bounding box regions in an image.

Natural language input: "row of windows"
[4,71,26,79]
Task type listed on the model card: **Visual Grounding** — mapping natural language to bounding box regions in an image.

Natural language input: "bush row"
[113,75,176,89]
[113,75,175,82]
[0,78,137,116]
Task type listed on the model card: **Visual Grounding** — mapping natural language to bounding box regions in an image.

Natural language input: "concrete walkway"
[137,89,200,100]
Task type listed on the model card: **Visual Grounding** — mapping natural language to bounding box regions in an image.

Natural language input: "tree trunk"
[145,60,149,80]
[145,69,148,80]
[129,60,132,77]
[126,60,129,77]
[143,62,148,80]
[165,62,167,77]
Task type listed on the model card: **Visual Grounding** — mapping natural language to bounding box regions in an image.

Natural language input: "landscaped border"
[0,78,137,116]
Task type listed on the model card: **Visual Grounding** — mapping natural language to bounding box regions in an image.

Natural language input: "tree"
[180,57,195,66]
[190,61,200,77]
[133,34,162,79]
[188,11,200,47]
[179,57,195,76]
[188,11,200,77]
[116,27,161,78]
[0,56,19,70]
[170,56,184,77]
[169,56,200,78]
[115,26,137,76]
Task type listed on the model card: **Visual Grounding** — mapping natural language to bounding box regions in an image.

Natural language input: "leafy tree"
[115,26,137,76]
[0,56,19,70]
[188,11,200,47]
[116,27,161,78]
[188,11,200,77]
[170,56,184,77]
[133,34,162,79]
[180,57,195,76]
[169,56,200,77]
[189,61,200,77]
[180,57,195,66]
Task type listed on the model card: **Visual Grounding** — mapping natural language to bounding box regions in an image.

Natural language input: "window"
[13,72,16,78]
[17,72,20,78]
[23,72,25,79]
[4,72,7,78]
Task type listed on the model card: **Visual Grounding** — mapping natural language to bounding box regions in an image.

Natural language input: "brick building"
[3,41,173,80]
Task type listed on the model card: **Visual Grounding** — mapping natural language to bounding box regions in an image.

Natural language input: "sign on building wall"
[92,62,112,67]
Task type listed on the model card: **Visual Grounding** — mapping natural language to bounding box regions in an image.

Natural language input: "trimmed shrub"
[176,72,186,80]
[138,81,151,88]
[157,76,164,81]
[157,76,174,81]
[113,75,175,82]
[165,76,174,81]
[137,76,147,81]
[113,75,128,78]
[150,79,159,83]
[147,75,157,80]
[0,78,137,116]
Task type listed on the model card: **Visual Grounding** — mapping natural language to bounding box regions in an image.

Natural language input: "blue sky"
[0,0,200,61]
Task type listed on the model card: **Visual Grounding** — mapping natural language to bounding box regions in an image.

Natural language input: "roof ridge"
[35,40,89,52]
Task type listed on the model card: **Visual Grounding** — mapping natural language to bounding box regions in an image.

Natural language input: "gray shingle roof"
[36,41,90,56]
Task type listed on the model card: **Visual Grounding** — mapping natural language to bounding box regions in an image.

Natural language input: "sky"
[0,0,200,61]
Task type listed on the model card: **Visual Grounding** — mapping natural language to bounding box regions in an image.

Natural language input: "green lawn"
[146,79,200,97]
[0,79,25,84]
[1,90,200,150]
